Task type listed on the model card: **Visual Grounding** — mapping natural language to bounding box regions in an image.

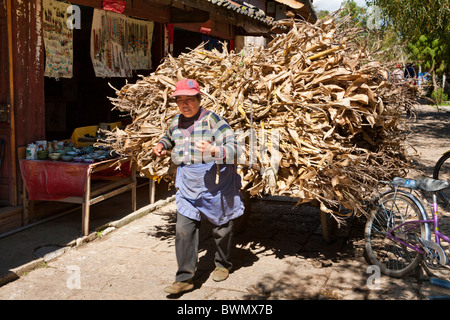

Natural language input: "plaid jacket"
[158,108,238,165]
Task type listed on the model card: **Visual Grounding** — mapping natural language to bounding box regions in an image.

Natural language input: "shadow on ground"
[146,197,377,299]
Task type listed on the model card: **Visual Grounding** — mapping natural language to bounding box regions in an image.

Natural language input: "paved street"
[0,198,436,300]
[0,104,448,301]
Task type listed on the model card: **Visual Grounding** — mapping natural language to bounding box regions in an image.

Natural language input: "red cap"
[170,79,201,97]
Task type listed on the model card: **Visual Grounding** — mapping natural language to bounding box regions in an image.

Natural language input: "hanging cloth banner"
[43,0,73,79]
[90,9,154,77]
[103,0,125,14]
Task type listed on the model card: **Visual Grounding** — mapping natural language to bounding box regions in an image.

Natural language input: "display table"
[19,158,136,236]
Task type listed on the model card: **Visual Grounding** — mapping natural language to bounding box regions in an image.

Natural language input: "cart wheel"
[320,211,337,244]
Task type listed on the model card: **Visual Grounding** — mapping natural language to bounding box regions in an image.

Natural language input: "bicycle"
[364,176,449,278]
[433,150,450,205]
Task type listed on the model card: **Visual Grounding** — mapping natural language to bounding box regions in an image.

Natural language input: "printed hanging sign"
[43,0,73,79]
[90,9,154,77]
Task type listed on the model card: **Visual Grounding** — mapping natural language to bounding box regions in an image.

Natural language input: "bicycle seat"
[416,177,449,192]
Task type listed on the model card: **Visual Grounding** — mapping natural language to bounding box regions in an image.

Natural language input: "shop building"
[0,0,315,234]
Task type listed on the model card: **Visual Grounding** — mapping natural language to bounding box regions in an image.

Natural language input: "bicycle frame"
[386,193,450,255]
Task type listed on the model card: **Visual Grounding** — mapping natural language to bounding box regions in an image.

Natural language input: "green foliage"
[408,35,447,74]
[333,0,405,62]
[368,0,450,74]
[431,88,448,105]
[339,0,368,27]
[317,10,330,19]
[368,0,450,40]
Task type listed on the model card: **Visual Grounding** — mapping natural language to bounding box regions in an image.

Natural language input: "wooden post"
[149,179,155,204]
[82,168,92,236]
[131,160,136,211]
[320,211,337,244]
[22,184,28,225]
[6,0,17,206]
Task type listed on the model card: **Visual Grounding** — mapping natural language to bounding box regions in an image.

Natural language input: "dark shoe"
[164,279,194,294]
[212,267,229,282]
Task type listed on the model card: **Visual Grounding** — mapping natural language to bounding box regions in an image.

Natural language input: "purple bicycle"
[365,177,450,278]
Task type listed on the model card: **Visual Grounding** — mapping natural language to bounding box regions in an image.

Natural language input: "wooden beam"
[170,7,210,23]
[66,0,103,9]
[174,0,273,33]
[67,0,171,22]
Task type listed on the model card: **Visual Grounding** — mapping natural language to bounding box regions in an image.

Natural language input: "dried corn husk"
[100,15,418,222]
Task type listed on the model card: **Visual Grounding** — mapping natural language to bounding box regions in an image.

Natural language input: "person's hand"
[195,140,218,157]
[153,143,166,157]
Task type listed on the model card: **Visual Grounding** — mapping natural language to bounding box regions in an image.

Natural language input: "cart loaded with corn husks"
[98,15,418,243]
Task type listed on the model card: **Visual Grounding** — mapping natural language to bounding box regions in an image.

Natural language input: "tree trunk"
[432,69,438,94]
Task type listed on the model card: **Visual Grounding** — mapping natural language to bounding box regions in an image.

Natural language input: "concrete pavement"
[0,187,445,300]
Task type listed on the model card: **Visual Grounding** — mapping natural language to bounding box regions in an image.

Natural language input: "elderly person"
[153,79,244,295]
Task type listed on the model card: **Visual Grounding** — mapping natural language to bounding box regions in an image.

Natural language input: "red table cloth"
[19,159,131,201]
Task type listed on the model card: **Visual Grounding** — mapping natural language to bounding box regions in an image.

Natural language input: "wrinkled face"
[176,95,201,118]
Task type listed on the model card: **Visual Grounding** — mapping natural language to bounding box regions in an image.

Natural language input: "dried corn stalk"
[101,16,418,221]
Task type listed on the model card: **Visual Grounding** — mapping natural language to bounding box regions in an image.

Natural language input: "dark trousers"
[175,212,234,282]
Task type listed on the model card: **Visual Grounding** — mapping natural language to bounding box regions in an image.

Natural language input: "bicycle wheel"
[433,152,450,205]
[365,190,426,278]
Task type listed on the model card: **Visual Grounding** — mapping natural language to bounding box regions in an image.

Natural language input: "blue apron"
[175,162,244,226]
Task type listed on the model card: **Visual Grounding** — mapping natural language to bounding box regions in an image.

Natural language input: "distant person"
[404,63,416,81]
[392,64,404,83]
